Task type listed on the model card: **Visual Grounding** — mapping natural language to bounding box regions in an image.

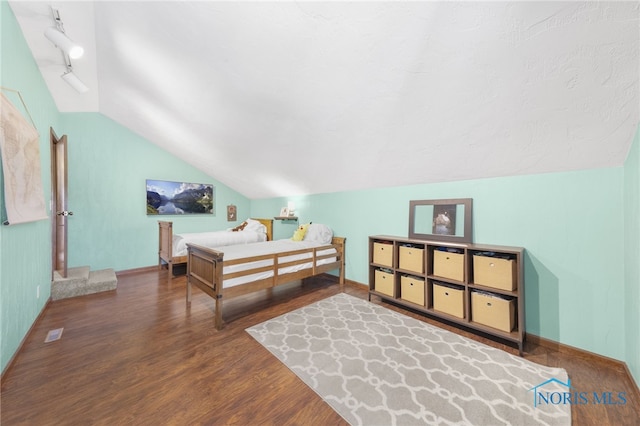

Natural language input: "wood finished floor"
[1,269,638,425]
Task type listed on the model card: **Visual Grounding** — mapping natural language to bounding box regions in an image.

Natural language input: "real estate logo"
[529,377,627,407]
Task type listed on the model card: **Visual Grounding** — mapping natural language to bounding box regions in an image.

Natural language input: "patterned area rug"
[246,293,571,425]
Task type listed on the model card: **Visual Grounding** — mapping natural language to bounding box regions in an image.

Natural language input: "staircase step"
[88,269,118,292]
[51,267,117,301]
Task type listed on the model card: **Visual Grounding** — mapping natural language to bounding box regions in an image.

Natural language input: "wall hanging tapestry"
[0,91,48,225]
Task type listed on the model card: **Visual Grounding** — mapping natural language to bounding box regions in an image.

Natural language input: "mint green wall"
[1,2,59,373]
[252,167,626,361]
[2,0,637,388]
[59,113,251,271]
[624,127,640,385]
[1,2,250,373]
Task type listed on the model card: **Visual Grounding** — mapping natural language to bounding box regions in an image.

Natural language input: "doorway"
[50,127,70,278]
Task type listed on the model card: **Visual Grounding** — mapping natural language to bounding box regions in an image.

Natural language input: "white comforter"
[173,230,266,257]
[219,239,338,288]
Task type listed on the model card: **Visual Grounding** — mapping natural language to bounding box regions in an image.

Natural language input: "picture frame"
[227,205,237,221]
[408,198,473,243]
[279,207,289,217]
[146,179,214,215]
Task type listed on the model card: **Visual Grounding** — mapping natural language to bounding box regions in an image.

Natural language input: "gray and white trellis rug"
[246,293,570,426]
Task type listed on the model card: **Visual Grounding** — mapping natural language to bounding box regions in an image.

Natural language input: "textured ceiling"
[9,1,640,199]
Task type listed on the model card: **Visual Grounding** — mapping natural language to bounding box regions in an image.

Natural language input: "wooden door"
[50,128,71,278]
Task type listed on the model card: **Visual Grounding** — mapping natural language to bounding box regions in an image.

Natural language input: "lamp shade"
[44,27,84,59]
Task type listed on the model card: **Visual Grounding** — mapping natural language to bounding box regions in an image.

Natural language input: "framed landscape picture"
[146,179,214,215]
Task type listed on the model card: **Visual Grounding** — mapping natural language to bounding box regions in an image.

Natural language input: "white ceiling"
[9,1,640,199]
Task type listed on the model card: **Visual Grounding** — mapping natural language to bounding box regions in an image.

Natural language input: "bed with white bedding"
[186,223,345,329]
[158,218,273,281]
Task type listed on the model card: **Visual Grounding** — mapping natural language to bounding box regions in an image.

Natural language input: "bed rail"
[186,237,346,329]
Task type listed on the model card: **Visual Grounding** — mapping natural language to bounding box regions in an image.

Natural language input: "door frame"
[50,127,68,278]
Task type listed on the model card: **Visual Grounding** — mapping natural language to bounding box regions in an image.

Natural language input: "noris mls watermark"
[529,377,627,407]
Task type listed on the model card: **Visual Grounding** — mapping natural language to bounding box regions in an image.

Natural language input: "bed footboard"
[186,237,346,330]
[332,236,346,287]
[186,243,225,329]
[158,221,173,275]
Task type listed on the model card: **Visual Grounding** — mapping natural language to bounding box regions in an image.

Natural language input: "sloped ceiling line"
[9,1,639,199]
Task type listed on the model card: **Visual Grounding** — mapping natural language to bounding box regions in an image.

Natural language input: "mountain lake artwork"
[146,179,214,215]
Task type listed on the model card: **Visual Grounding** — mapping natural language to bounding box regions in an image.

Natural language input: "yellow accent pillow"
[292,223,310,241]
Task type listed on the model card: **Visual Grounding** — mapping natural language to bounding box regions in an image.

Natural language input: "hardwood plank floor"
[1,269,638,425]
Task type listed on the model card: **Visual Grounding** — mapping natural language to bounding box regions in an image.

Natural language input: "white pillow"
[303,224,333,245]
[244,218,266,234]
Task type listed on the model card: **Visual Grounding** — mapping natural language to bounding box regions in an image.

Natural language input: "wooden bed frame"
[186,237,346,330]
[158,218,274,281]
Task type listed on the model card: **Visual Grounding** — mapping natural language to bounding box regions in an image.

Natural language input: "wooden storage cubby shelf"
[369,235,525,355]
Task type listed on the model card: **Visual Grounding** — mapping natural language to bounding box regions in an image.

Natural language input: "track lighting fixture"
[61,69,89,93]
[44,8,88,93]
[44,27,84,59]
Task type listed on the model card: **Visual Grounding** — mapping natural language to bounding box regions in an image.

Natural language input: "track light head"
[61,70,89,93]
[44,27,84,59]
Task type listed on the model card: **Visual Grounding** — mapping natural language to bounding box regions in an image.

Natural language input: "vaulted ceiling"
[9,1,639,199]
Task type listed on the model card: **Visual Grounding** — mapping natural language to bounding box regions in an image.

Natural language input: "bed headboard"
[251,218,274,241]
